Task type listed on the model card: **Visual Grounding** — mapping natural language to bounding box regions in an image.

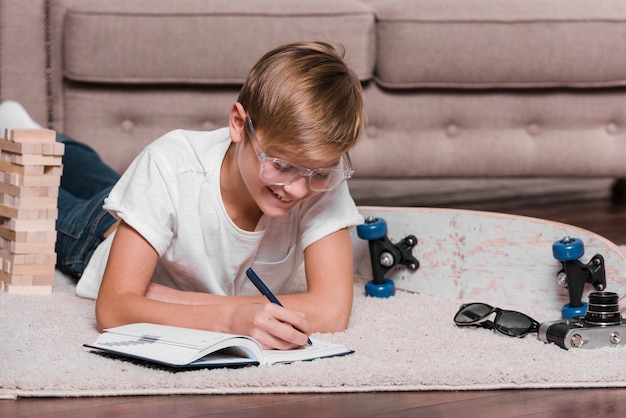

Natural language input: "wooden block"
[0,269,55,286]
[0,138,64,157]
[2,165,65,183]
[0,248,24,264]
[1,171,61,188]
[0,270,33,286]
[44,166,63,177]
[1,193,58,209]
[3,261,55,276]
[34,253,57,264]
[42,142,65,156]
[0,166,65,182]
[0,204,58,220]
[0,280,52,294]
[9,154,63,167]
[4,128,56,144]
[0,182,58,198]
[0,181,23,197]
[0,159,44,176]
[0,159,37,176]
[0,225,56,243]
[0,249,57,265]
[1,218,57,231]
[0,138,43,155]
[0,236,56,253]
[9,241,56,254]
[2,194,58,209]
[33,274,55,286]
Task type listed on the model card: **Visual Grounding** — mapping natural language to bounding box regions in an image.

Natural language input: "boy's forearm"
[277,286,353,333]
[144,282,352,333]
[96,291,242,334]
[96,289,314,349]
[145,282,238,305]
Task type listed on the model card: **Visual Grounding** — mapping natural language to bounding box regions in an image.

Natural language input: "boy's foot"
[0,100,43,132]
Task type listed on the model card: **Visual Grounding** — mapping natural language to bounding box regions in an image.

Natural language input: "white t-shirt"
[75,127,363,299]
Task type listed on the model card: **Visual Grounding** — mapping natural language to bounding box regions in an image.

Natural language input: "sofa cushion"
[63,85,239,173]
[63,0,375,84]
[367,0,626,88]
[352,84,626,177]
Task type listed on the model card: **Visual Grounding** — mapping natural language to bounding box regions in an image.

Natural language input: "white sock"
[0,100,43,133]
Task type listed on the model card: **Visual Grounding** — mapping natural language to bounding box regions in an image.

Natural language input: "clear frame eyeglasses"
[245,116,354,192]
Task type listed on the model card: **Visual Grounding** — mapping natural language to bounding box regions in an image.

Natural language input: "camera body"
[538,291,626,349]
[538,318,626,349]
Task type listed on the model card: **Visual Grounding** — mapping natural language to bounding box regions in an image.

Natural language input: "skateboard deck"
[352,206,626,310]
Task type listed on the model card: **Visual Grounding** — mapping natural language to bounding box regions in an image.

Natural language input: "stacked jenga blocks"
[0,128,64,294]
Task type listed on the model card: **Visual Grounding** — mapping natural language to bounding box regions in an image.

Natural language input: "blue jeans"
[55,133,119,279]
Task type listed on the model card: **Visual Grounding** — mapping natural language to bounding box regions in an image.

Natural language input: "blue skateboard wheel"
[552,237,584,261]
[562,302,588,319]
[365,278,395,298]
[357,217,387,240]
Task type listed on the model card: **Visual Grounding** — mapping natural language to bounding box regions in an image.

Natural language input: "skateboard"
[352,206,626,317]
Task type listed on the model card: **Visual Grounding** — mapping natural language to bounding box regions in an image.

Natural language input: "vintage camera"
[538,291,626,349]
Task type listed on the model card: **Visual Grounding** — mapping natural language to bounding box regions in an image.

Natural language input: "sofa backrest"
[1,0,377,172]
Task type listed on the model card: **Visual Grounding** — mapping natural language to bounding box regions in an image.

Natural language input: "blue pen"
[246,267,313,346]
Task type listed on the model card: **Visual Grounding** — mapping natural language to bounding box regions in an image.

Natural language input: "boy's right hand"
[231,302,312,350]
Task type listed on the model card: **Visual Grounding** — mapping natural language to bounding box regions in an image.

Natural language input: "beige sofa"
[2,0,626,202]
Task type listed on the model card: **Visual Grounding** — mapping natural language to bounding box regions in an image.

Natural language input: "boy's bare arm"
[95,221,311,349]
[281,228,354,332]
[142,228,354,333]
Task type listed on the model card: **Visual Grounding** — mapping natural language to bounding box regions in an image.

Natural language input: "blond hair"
[237,41,365,160]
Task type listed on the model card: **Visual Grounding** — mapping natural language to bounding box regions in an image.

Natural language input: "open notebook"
[84,323,354,368]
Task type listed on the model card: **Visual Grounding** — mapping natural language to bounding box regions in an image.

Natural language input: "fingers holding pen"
[244,268,313,348]
[244,302,313,350]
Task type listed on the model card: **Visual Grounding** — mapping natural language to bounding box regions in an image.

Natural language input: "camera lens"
[584,291,622,326]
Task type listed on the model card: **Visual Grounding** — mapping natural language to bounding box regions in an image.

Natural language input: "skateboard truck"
[552,236,606,319]
[357,216,420,298]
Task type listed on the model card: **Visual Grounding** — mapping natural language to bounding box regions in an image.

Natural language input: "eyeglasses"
[454,302,540,338]
[245,116,354,192]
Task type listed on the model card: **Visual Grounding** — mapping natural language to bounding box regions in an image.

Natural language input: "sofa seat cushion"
[63,0,375,84]
[367,0,626,89]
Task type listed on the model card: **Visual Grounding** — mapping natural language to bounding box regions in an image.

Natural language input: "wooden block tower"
[0,128,64,294]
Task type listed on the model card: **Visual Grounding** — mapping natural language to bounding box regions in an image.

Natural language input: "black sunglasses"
[454,302,540,338]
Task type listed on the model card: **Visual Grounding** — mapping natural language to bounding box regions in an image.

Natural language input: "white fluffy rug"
[3,265,626,399]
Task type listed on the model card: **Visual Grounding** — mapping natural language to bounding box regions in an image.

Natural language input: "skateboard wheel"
[365,278,395,298]
[357,217,387,240]
[552,237,584,261]
[562,302,588,319]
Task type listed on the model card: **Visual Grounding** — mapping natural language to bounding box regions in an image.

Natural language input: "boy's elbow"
[315,304,351,333]
[325,317,349,333]
[95,297,125,332]
[95,304,112,332]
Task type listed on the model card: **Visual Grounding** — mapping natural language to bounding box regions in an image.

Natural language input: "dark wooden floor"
[3,180,626,418]
[4,388,626,418]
